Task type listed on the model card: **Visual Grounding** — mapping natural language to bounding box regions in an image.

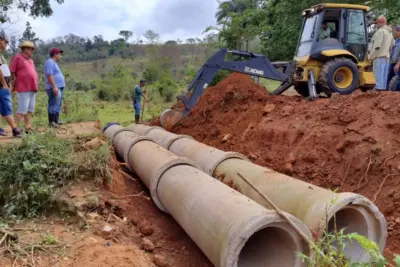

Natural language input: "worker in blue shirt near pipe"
[132,79,148,124]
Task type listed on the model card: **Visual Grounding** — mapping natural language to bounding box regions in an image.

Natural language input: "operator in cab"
[132,79,148,124]
[319,21,331,41]
[368,15,394,91]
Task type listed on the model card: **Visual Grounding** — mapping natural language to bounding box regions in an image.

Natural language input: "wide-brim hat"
[19,41,35,49]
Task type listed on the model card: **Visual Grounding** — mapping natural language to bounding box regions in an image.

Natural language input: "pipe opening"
[238,226,298,267]
[328,207,369,261]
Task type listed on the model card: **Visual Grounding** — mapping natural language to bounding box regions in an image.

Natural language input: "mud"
[163,72,400,257]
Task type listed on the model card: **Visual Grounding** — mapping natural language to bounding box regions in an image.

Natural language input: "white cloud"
[1,0,219,42]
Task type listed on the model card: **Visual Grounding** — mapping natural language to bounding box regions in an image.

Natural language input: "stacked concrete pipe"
[126,124,387,263]
[104,123,312,267]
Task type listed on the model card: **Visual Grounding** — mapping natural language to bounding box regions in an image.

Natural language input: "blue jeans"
[133,101,141,116]
[46,87,63,114]
[0,77,12,117]
[0,88,12,116]
[373,57,389,90]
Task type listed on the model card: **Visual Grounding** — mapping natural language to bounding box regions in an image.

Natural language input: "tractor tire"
[388,76,400,92]
[294,83,310,97]
[319,58,359,95]
[294,83,322,97]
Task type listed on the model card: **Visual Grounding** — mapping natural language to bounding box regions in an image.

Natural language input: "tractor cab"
[296,4,370,61]
[291,4,375,97]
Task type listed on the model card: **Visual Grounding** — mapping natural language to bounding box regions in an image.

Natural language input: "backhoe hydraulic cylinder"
[104,123,311,267]
[125,124,387,263]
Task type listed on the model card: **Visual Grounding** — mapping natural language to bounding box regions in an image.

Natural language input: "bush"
[0,132,110,218]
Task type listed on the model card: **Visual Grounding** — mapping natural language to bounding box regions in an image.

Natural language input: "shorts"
[0,88,12,116]
[16,91,36,114]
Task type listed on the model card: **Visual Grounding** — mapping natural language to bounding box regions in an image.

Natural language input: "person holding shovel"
[132,79,148,124]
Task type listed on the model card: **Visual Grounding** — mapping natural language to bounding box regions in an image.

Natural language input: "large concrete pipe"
[127,124,249,176]
[104,123,312,267]
[126,124,387,263]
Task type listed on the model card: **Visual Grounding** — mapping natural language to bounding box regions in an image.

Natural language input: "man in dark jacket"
[388,25,400,91]
[132,80,148,123]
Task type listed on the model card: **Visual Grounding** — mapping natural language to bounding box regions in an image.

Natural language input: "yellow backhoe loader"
[160,3,375,129]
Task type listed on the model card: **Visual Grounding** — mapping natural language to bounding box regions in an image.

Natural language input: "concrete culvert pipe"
[126,124,249,176]
[125,125,387,263]
[105,123,312,267]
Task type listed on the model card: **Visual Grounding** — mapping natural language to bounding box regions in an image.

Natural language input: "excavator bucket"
[160,109,184,131]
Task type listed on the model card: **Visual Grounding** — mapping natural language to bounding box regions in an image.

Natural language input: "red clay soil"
[105,154,213,267]
[163,72,400,258]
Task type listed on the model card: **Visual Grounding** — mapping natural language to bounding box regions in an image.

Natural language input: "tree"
[20,22,39,44]
[0,0,64,23]
[215,0,258,24]
[119,30,133,43]
[165,40,178,45]
[186,38,196,44]
[143,30,160,44]
[10,36,18,53]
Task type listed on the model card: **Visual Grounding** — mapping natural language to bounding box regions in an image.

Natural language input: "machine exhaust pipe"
[104,123,312,267]
[125,124,387,263]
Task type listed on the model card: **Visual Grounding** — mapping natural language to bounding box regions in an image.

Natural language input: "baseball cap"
[49,48,64,56]
[374,15,387,24]
[395,25,400,32]
[140,79,146,84]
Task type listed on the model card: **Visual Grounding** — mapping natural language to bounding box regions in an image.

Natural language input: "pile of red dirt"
[167,72,400,257]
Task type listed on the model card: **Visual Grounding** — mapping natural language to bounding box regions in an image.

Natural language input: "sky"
[2,0,220,42]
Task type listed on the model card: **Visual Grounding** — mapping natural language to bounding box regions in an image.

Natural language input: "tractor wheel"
[294,83,309,97]
[319,58,359,95]
[294,83,322,97]
[388,76,400,92]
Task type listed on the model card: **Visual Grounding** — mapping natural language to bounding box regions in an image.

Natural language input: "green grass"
[0,89,172,129]
[0,131,110,218]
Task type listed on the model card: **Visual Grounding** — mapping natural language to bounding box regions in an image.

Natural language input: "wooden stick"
[141,85,147,122]
[373,174,395,202]
[237,173,311,242]
[0,229,18,240]
[236,172,334,265]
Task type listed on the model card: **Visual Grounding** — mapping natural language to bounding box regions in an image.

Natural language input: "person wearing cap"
[0,33,21,137]
[388,25,400,91]
[44,48,65,127]
[368,15,395,91]
[131,79,148,124]
[10,40,38,132]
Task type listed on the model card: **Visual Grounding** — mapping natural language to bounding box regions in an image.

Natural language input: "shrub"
[0,132,110,218]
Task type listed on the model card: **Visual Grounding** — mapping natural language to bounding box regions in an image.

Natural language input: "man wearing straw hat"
[0,33,21,137]
[10,40,38,132]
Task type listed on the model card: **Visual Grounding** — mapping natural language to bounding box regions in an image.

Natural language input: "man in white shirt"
[319,21,331,41]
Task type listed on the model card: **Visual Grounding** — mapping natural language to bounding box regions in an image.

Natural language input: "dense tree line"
[210,0,400,60]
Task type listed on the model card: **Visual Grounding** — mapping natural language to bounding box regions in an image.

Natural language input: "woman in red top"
[10,41,38,132]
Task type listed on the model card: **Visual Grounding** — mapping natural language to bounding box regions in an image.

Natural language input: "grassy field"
[0,90,171,130]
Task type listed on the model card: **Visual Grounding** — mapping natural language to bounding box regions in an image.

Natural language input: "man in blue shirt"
[132,80,148,124]
[389,26,400,91]
[44,48,65,127]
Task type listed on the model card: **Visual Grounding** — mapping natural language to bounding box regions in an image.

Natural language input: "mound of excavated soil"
[166,72,400,257]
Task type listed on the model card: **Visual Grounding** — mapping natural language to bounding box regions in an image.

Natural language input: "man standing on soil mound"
[368,15,394,91]
[132,79,148,124]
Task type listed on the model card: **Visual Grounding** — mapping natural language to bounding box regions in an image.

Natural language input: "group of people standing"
[369,15,400,91]
[0,33,66,138]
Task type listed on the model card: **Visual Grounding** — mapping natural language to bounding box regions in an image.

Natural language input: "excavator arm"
[178,48,292,116]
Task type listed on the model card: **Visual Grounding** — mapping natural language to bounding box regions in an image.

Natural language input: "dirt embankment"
[164,73,400,257]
